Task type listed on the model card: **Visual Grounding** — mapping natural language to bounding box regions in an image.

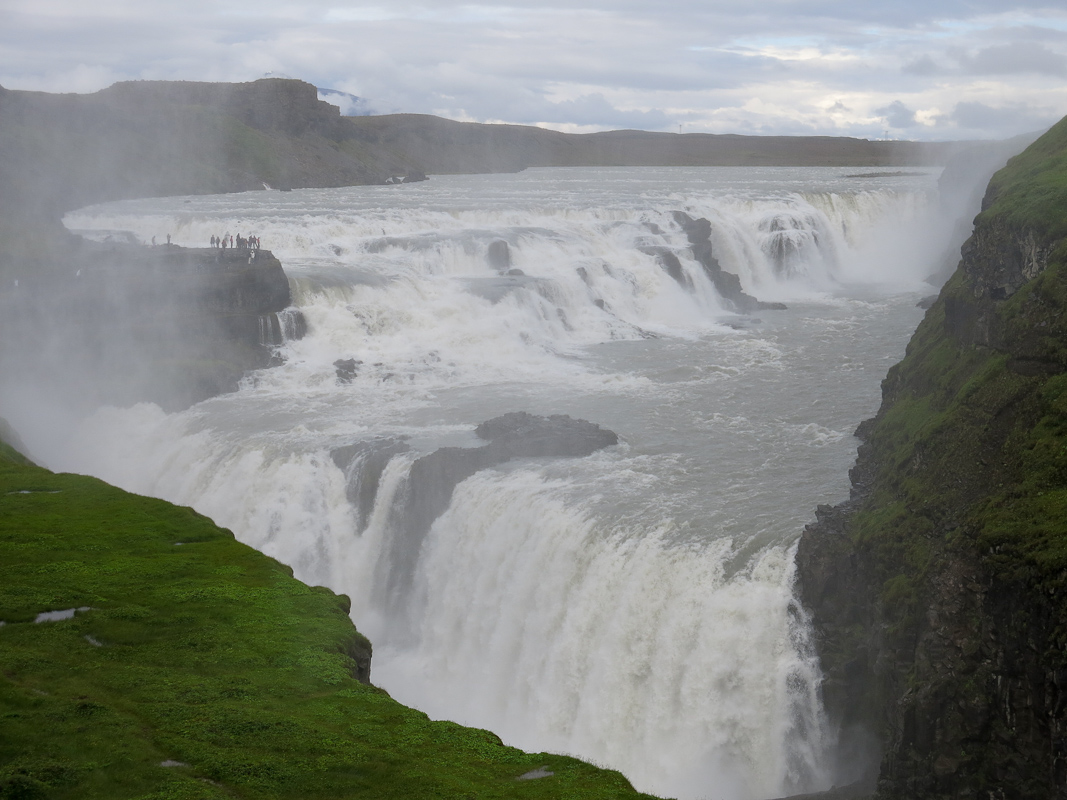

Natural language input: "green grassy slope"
[0,447,659,800]
[979,115,1067,241]
[866,114,1067,598]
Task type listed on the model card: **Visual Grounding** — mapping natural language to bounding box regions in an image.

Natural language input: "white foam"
[378,469,829,800]
[43,167,947,800]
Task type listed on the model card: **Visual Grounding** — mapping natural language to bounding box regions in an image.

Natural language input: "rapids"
[32,166,953,799]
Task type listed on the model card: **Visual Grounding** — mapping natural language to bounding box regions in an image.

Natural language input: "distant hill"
[0,76,973,279]
[0,78,963,215]
[346,113,958,175]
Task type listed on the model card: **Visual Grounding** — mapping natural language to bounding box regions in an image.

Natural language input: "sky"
[3,1,1067,141]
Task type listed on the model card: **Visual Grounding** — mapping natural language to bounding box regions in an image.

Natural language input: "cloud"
[950,100,1059,134]
[902,56,944,76]
[958,42,1067,76]
[875,100,918,128]
[2,2,1067,139]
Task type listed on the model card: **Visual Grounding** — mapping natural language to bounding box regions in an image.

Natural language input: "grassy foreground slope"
[0,446,658,800]
[796,117,1067,797]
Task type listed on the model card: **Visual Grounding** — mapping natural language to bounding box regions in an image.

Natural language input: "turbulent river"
[44,167,952,799]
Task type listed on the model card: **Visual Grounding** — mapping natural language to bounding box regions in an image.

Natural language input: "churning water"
[50,167,949,799]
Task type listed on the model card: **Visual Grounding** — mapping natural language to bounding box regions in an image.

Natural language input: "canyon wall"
[797,116,1067,799]
[1,243,300,411]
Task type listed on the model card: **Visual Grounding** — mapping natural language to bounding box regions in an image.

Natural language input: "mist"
[0,78,1041,800]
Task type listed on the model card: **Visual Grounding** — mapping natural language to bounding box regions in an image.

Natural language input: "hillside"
[0,78,961,277]
[0,438,658,800]
[344,114,953,174]
[796,116,1067,797]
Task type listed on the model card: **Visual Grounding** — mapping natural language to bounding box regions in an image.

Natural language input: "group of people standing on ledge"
[210,233,261,250]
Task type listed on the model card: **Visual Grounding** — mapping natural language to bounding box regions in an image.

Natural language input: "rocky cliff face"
[797,117,1067,798]
[1,242,303,411]
[0,78,426,265]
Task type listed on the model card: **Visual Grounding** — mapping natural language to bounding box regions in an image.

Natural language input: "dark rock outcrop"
[406,413,616,532]
[796,116,1067,798]
[1,242,303,410]
[473,411,619,456]
[377,412,618,607]
[672,212,787,312]
[487,239,512,271]
[334,358,362,383]
[331,437,411,533]
[639,245,693,290]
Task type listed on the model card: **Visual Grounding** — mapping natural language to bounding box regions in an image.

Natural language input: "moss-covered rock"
[797,116,1067,798]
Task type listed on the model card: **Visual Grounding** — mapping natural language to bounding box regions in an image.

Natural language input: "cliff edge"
[1,242,302,411]
[797,116,1067,797]
[0,435,655,800]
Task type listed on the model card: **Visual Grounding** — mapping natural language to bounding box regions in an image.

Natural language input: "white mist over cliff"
[36,166,951,799]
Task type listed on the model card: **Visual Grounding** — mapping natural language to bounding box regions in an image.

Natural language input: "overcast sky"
[3,1,1067,140]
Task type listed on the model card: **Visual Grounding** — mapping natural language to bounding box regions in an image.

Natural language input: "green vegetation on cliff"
[873,115,1067,589]
[0,444,658,800]
[980,115,1067,242]
[797,116,1067,797]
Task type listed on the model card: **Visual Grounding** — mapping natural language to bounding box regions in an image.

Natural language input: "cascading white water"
[389,469,829,799]
[28,166,952,800]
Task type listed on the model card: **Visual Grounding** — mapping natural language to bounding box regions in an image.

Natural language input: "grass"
[980,114,1067,241]
[0,449,661,799]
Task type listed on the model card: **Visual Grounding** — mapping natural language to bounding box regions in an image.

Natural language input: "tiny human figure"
[166,234,171,245]
[210,235,216,248]
[151,236,156,246]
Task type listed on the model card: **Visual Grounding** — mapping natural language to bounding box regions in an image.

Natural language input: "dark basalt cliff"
[2,242,301,411]
[797,117,1067,797]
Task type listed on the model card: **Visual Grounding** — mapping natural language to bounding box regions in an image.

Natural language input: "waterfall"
[27,167,948,800]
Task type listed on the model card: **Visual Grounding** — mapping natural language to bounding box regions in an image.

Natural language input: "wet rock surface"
[487,239,512,271]
[333,358,362,383]
[379,412,618,607]
[1,242,302,410]
[672,211,787,312]
[331,438,411,533]
[639,245,693,290]
[473,411,619,457]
